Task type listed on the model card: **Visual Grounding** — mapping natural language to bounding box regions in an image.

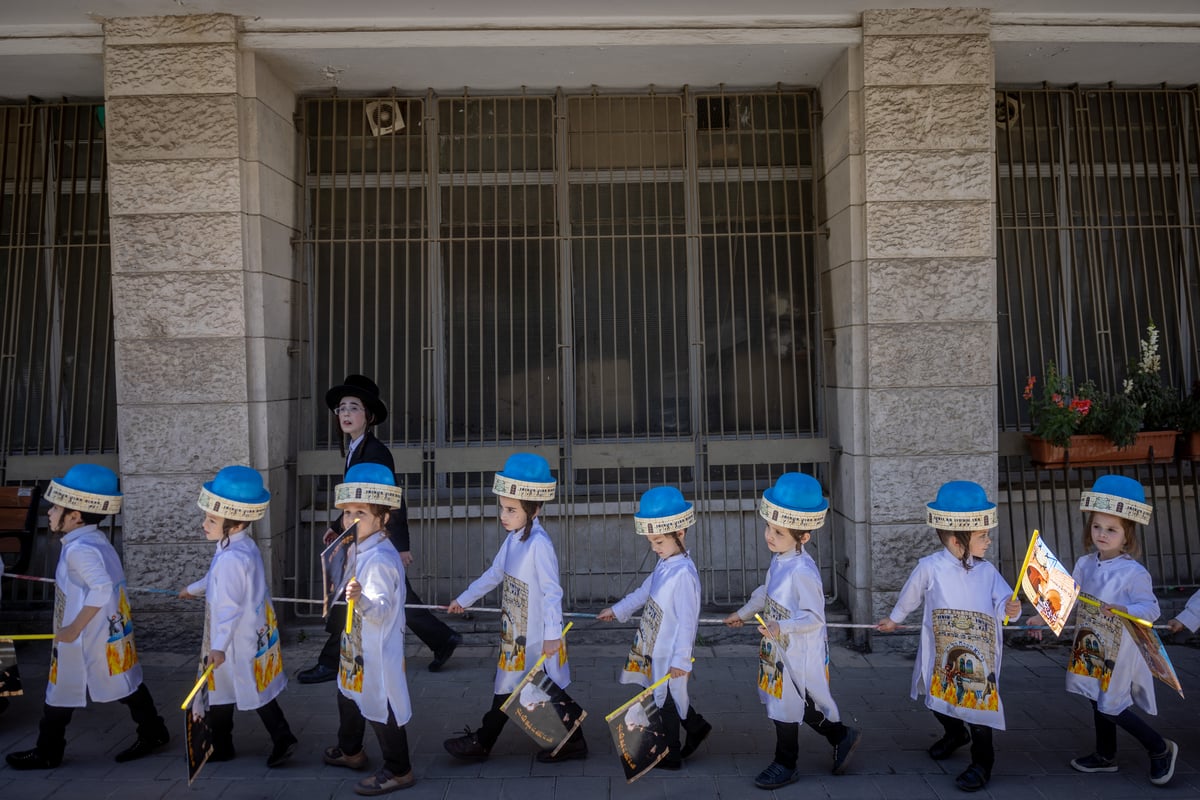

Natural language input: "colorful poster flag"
[606,682,670,784]
[184,659,213,785]
[1018,532,1080,636]
[500,662,587,755]
[0,639,22,697]
[320,529,356,618]
[1122,619,1184,699]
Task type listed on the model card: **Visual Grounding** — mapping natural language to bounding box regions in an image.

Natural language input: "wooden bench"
[0,485,41,575]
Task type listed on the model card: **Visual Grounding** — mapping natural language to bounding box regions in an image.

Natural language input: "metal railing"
[995,87,1200,590]
[292,88,829,615]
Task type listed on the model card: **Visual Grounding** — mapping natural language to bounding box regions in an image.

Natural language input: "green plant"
[1177,379,1200,435]
[1079,389,1143,448]
[1024,362,1095,448]
[1123,322,1177,432]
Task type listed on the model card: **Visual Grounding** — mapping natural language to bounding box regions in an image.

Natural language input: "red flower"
[1023,376,1036,400]
[1070,398,1092,416]
[1052,393,1063,407]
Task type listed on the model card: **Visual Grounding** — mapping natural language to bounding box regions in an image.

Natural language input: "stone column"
[105,14,299,642]
[821,8,997,634]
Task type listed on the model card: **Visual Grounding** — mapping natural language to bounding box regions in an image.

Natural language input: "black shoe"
[114,728,170,763]
[929,729,971,761]
[443,729,490,761]
[267,734,298,768]
[536,735,588,763]
[0,697,9,715]
[657,756,682,771]
[832,727,861,775]
[6,748,62,770]
[298,663,338,684]
[680,719,712,759]
[429,633,462,673]
[954,763,990,792]
[1150,740,1178,786]
[754,762,799,790]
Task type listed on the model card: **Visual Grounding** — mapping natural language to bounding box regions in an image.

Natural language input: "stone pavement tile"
[420,756,484,779]
[675,753,738,776]
[528,756,587,778]
[496,775,556,798]
[551,776,612,799]
[874,774,944,800]
[816,774,885,797]
[0,776,71,800]
[476,753,534,778]
[840,709,915,733]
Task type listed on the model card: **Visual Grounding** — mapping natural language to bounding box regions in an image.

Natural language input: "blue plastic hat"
[926,481,998,531]
[1080,474,1152,525]
[335,462,403,509]
[634,486,695,535]
[45,463,122,516]
[492,453,556,502]
[198,465,270,521]
[759,472,828,530]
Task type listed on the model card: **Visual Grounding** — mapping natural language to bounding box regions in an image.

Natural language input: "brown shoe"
[324,745,369,770]
[443,729,490,761]
[354,768,415,795]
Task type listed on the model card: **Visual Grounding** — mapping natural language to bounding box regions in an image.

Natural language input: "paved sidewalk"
[2,623,1199,799]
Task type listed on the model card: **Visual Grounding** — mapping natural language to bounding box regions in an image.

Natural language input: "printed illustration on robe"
[49,586,65,685]
[624,598,662,681]
[339,607,365,693]
[0,639,22,697]
[185,656,213,785]
[253,600,283,691]
[1018,534,1080,637]
[930,609,1000,711]
[1123,618,1184,698]
[757,596,791,698]
[1069,594,1123,692]
[499,575,530,673]
[105,585,138,676]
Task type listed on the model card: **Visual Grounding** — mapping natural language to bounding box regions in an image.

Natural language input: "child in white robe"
[443,453,586,763]
[726,472,860,789]
[598,486,711,769]
[876,480,1019,794]
[178,466,296,768]
[1060,475,1176,787]
[321,462,416,796]
[5,464,169,770]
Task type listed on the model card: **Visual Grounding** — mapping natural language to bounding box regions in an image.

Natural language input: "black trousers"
[659,688,707,759]
[37,682,165,760]
[933,710,994,771]
[1090,701,1166,758]
[209,698,294,750]
[336,690,412,775]
[476,692,586,751]
[773,694,849,769]
[319,578,456,669]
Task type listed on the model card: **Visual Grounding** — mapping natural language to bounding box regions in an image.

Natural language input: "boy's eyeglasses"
[335,404,365,414]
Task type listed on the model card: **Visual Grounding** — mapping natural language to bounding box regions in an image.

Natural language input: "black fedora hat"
[325,374,388,425]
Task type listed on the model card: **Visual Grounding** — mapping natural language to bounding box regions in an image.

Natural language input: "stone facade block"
[867,323,994,387]
[822,260,864,331]
[244,52,298,123]
[242,161,298,228]
[862,8,990,36]
[105,15,236,46]
[864,151,992,202]
[824,204,865,271]
[109,159,240,216]
[110,213,244,274]
[867,258,994,323]
[820,91,862,176]
[106,95,239,161]
[866,201,993,259]
[243,271,294,341]
[868,387,995,456]
[117,403,250,474]
[120,473,212,545]
[244,215,299,281]
[105,43,237,96]
[240,96,297,179]
[115,338,248,405]
[112,271,246,339]
[863,35,992,87]
[868,455,997,525]
[863,86,993,151]
[869,524,932,592]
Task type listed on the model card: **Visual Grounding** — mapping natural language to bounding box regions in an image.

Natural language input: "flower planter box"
[1182,431,1200,461]
[1025,431,1180,468]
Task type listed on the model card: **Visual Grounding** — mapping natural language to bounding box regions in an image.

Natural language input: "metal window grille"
[996,87,1200,590]
[0,100,116,604]
[293,88,827,615]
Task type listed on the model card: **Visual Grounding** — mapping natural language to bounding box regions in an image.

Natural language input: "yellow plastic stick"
[1005,530,1040,625]
[180,663,215,710]
[345,580,357,634]
[1076,594,1154,628]
[1,634,55,640]
[605,672,675,722]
